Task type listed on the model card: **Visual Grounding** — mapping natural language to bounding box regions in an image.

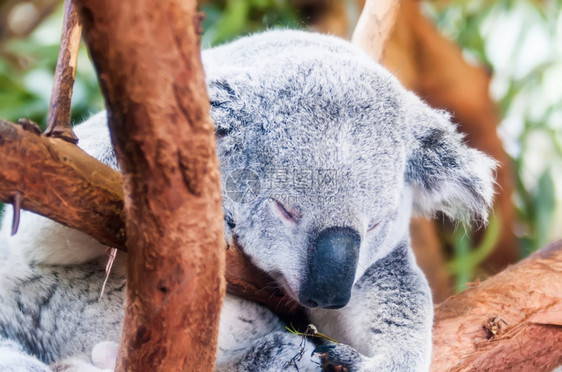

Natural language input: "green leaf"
[532,168,555,251]
[447,214,501,292]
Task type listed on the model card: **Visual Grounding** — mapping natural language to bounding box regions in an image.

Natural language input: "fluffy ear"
[404,94,497,223]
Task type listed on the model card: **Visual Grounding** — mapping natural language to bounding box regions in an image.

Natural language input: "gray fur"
[0,30,496,371]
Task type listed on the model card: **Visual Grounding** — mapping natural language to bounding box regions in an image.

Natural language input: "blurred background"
[0,0,560,302]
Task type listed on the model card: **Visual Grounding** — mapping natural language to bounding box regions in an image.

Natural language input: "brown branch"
[44,0,81,144]
[225,240,305,319]
[432,240,562,371]
[0,118,125,248]
[75,0,225,370]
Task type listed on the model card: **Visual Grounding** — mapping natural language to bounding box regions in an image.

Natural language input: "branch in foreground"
[75,0,225,369]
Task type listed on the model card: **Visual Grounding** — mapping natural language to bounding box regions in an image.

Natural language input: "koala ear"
[404,94,497,223]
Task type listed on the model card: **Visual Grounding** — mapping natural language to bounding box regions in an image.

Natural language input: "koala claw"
[314,343,365,372]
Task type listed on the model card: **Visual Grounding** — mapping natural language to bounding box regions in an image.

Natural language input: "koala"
[0,30,496,371]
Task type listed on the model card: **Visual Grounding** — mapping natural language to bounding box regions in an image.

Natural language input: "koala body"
[0,30,496,371]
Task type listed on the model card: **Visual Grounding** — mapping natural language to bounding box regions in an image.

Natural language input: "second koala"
[0,30,496,371]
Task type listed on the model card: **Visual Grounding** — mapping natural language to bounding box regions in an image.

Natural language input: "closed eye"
[274,200,298,223]
[367,221,380,232]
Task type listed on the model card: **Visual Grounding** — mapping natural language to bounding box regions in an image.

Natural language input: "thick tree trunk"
[74,0,225,370]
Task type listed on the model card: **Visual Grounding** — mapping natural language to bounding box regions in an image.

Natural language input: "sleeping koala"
[0,30,496,371]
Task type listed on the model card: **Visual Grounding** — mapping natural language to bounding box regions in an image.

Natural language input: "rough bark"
[75,0,225,370]
[0,118,124,246]
[2,121,558,369]
[0,1,554,369]
[432,240,562,371]
[2,122,559,369]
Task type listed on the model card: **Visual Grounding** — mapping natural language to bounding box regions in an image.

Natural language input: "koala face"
[205,30,496,309]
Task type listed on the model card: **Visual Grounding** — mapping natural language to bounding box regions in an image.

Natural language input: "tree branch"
[1,1,557,369]
[74,0,226,369]
[432,240,562,371]
[2,115,560,369]
[351,0,400,62]
[0,118,124,247]
[44,0,81,143]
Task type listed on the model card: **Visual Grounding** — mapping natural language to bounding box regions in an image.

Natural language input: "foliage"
[448,215,501,291]
[201,0,301,46]
[0,4,103,126]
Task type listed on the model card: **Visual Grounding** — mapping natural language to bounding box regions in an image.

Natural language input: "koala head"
[205,31,496,309]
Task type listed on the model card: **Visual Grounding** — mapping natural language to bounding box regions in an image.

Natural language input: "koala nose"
[299,227,360,309]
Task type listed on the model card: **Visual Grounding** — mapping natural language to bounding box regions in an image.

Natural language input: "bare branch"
[351,0,400,62]
[44,0,81,144]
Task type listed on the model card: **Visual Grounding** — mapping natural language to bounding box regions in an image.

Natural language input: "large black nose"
[299,227,360,309]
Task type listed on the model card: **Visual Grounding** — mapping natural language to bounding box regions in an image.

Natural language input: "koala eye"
[367,221,380,233]
[274,200,299,223]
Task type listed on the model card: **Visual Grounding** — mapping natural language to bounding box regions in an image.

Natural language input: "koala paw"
[313,343,366,372]
[91,341,118,370]
[51,341,118,372]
